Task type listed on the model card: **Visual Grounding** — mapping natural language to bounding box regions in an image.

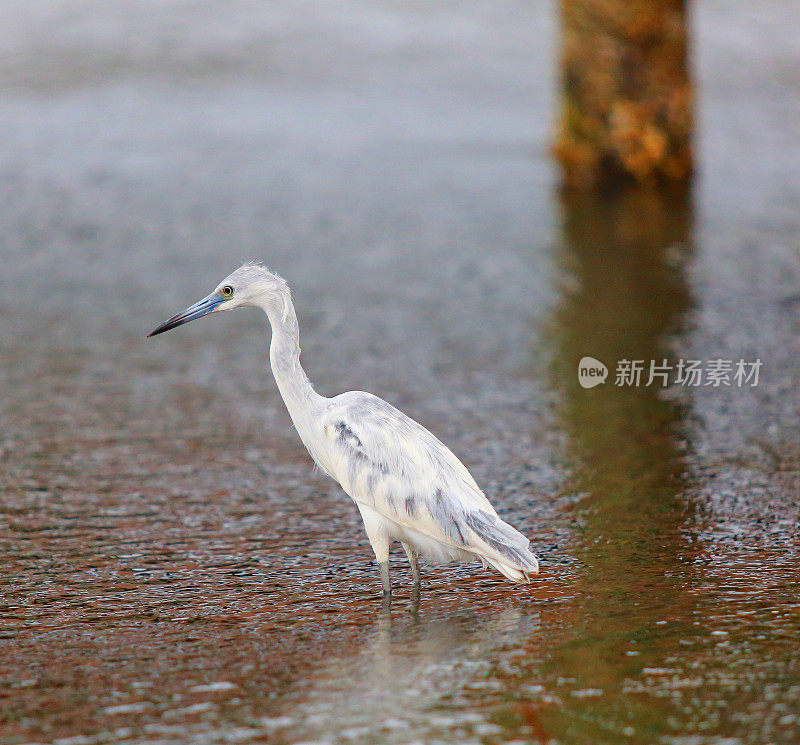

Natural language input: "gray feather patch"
[404,494,419,517]
[464,511,537,568]
[428,488,466,544]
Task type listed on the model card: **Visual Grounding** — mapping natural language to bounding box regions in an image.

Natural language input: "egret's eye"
[221,285,234,297]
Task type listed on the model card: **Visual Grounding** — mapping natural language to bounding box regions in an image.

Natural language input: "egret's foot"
[379,561,391,596]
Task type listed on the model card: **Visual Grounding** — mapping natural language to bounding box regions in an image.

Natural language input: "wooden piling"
[555,0,693,188]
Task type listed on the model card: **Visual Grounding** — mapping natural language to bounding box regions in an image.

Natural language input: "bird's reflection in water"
[273,581,552,744]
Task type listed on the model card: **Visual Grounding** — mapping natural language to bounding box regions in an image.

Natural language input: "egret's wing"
[323,391,491,509]
[321,391,535,569]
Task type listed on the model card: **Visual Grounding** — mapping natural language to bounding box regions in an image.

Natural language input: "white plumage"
[149,263,539,594]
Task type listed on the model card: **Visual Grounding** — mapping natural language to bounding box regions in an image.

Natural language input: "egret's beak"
[148,291,226,337]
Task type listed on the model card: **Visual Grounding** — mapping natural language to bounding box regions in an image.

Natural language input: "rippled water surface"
[1,2,799,744]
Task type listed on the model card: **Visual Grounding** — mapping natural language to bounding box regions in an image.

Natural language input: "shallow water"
[1,2,799,744]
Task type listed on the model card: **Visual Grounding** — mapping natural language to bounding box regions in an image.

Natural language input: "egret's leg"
[379,562,391,596]
[401,541,421,587]
[357,503,391,596]
[409,583,421,616]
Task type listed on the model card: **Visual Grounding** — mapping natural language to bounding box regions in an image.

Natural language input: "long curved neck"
[258,290,326,435]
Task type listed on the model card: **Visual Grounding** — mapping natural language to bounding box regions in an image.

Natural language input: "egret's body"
[150,264,539,593]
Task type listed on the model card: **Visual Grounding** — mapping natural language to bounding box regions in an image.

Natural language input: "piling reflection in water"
[541,189,800,745]
[552,186,695,574]
[544,187,697,743]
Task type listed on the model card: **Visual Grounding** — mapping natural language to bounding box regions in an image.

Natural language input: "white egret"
[149,264,539,594]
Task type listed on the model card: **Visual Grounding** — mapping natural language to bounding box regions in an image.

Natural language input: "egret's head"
[148,263,289,337]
